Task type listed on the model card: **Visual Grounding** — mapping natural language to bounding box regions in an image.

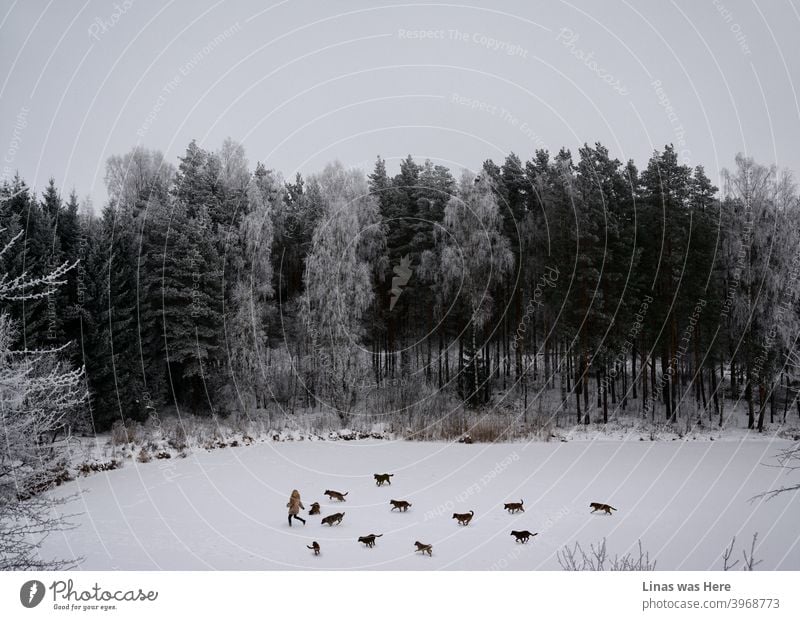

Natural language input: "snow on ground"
[41,437,800,570]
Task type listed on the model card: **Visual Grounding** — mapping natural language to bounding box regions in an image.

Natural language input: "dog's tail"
[520,499,524,505]
[388,473,394,477]
[307,544,315,549]
[470,510,474,515]
[375,534,383,538]
[610,506,617,511]
[342,492,348,497]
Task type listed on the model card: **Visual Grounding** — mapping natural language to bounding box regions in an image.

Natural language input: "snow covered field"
[41,438,800,570]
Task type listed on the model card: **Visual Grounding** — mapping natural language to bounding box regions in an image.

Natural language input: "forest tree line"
[2,139,799,433]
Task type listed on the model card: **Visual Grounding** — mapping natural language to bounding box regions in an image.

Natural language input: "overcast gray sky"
[2,0,799,207]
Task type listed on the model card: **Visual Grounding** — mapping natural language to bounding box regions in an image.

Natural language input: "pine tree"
[84,205,145,430]
[639,145,693,422]
[437,171,513,406]
[142,196,223,413]
[4,178,61,349]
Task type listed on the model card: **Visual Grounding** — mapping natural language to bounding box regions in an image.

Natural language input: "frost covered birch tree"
[225,169,277,410]
[0,228,87,570]
[722,156,800,430]
[300,163,382,422]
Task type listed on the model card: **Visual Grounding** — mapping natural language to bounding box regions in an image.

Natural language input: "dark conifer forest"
[2,140,798,436]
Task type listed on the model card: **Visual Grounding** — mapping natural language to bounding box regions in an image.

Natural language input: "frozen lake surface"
[41,438,800,570]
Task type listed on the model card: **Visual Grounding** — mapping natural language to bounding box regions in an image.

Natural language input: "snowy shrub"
[524,416,555,441]
[143,414,165,442]
[15,461,74,501]
[469,419,509,443]
[78,459,122,475]
[722,533,763,571]
[110,420,130,445]
[109,420,145,445]
[557,539,656,571]
[137,447,152,463]
[310,412,335,436]
[165,419,188,451]
[226,411,249,435]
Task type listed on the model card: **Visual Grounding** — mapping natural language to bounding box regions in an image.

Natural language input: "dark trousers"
[288,513,306,526]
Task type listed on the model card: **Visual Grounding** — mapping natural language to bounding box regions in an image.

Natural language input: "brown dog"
[324,490,348,502]
[389,499,412,512]
[307,541,320,555]
[358,534,383,548]
[374,473,394,486]
[510,530,537,543]
[321,512,345,526]
[414,541,433,556]
[452,510,474,526]
[308,502,321,515]
[503,499,524,514]
[590,502,616,515]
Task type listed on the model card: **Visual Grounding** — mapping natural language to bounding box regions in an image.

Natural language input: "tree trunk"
[438,327,443,390]
[544,328,552,388]
[596,367,602,408]
[503,289,509,388]
[783,373,789,423]
[495,336,500,389]
[566,341,572,394]
[650,355,657,422]
[710,358,720,425]
[795,387,800,420]
[472,319,479,406]
[770,380,775,424]
[661,350,672,422]
[621,360,627,409]
[611,362,617,405]
[532,317,538,382]
[445,328,450,385]
[719,357,725,428]
[574,348,582,425]
[560,350,567,413]
[583,352,590,425]
[746,355,755,429]
[699,365,707,412]
[757,382,766,432]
